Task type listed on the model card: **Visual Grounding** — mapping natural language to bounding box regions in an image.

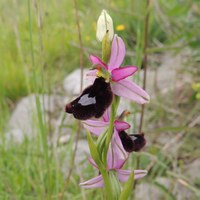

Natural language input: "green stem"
[103,96,120,165]
[100,169,114,200]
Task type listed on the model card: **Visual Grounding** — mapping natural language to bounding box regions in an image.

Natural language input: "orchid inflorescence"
[65,10,150,200]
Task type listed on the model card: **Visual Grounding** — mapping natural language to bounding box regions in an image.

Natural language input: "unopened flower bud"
[96,10,114,42]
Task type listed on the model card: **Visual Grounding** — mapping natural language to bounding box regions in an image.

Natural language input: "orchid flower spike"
[87,34,150,104]
[96,9,114,42]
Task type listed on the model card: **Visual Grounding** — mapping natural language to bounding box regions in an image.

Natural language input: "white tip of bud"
[96,9,114,42]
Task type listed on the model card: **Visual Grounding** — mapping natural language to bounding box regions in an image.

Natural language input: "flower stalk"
[103,96,119,165]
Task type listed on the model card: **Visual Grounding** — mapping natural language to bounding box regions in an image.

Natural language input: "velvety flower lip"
[88,34,150,104]
[119,131,146,152]
[65,77,113,120]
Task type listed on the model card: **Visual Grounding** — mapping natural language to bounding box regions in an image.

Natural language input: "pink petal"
[82,120,109,136]
[111,66,138,82]
[88,157,98,168]
[117,169,147,182]
[102,107,110,122]
[111,79,150,104]
[107,129,128,170]
[89,55,108,70]
[79,175,104,188]
[134,170,148,180]
[108,35,126,71]
[114,120,130,131]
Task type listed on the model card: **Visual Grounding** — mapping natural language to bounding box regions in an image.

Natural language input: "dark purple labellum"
[65,77,113,120]
[119,131,146,152]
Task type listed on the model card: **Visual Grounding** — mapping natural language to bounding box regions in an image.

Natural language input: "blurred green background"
[0,0,200,199]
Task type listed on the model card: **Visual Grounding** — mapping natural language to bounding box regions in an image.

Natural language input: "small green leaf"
[86,130,104,170]
[96,130,107,158]
[119,171,134,200]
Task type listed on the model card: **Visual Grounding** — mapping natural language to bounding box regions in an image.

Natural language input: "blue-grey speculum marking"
[78,94,96,106]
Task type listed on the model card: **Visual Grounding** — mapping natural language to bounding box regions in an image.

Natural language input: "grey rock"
[135,176,197,200]
[173,180,195,200]
[52,111,75,145]
[58,139,90,175]
[75,139,90,164]
[63,69,92,96]
[185,159,200,182]
[7,94,64,142]
[5,128,24,144]
[144,52,192,97]
[135,177,171,200]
